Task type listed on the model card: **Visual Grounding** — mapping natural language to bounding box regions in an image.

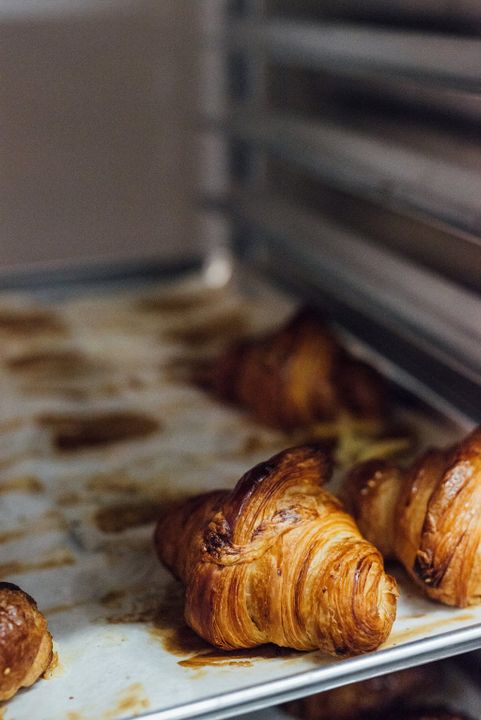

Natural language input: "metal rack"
[218,0,481,425]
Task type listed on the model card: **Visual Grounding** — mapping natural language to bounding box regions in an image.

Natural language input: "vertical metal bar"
[199,0,232,282]
[227,0,267,258]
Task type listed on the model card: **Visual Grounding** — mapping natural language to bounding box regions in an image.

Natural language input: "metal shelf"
[227,190,481,424]
[228,19,481,90]
[269,0,481,26]
[221,108,481,237]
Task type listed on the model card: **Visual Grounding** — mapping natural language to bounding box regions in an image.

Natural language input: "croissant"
[207,307,386,429]
[344,427,481,606]
[283,665,436,720]
[155,445,397,656]
[0,582,53,701]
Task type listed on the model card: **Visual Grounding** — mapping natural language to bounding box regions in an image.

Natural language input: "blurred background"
[2,0,481,282]
[0,0,209,270]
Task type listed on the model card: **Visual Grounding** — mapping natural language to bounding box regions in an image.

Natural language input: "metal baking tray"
[242,659,481,720]
[1,259,480,720]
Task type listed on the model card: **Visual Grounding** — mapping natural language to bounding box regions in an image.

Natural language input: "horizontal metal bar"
[219,108,481,237]
[264,161,481,292]
[331,74,481,126]
[227,19,481,90]
[272,0,481,25]
[0,255,203,297]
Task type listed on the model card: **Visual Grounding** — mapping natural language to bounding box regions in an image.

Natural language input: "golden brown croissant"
[344,427,481,606]
[0,582,53,701]
[283,665,437,720]
[155,445,397,656]
[207,307,386,429]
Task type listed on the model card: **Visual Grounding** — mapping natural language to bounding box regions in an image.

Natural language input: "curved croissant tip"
[385,574,400,599]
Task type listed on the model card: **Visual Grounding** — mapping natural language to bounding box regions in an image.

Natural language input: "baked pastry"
[207,307,386,429]
[0,582,53,701]
[155,444,397,656]
[344,427,481,606]
[284,665,436,719]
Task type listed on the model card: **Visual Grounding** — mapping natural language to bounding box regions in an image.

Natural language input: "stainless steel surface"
[269,0,481,26]
[228,19,481,90]
[221,108,481,236]
[264,162,481,292]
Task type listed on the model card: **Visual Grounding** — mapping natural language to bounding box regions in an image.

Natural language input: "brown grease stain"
[66,713,82,720]
[100,589,129,608]
[178,645,298,668]
[0,308,66,336]
[105,581,208,657]
[45,599,91,615]
[0,418,23,432]
[21,383,92,401]
[87,473,159,497]
[224,433,286,460]
[0,512,65,544]
[0,549,75,578]
[164,312,247,347]
[137,287,222,313]
[0,475,44,495]
[387,613,475,646]
[38,411,160,451]
[86,475,188,509]
[99,581,168,610]
[103,683,150,719]
[161,356,207,385]
[402,612,428,621]
[6,349,94,376]
[106,580,298,670]
[94,502,165,534]
[56,491,83,507]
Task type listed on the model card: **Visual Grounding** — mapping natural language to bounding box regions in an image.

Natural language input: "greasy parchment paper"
[0,272,478,720]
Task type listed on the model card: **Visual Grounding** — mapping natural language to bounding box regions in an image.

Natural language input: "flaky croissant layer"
[0,582,53,701]
[155,445,397,656]
[344,426,481,607]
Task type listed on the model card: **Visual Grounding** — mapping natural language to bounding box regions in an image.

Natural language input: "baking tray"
[242,659,481,720]
[0,260,480,720]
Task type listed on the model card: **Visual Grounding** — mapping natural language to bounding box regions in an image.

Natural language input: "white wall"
[0,1,199,270]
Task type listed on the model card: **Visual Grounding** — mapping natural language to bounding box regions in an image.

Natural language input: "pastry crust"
[155,445,397,656]
[208,308,386,429]
[0,582,53,701]
[344,427,481,606]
